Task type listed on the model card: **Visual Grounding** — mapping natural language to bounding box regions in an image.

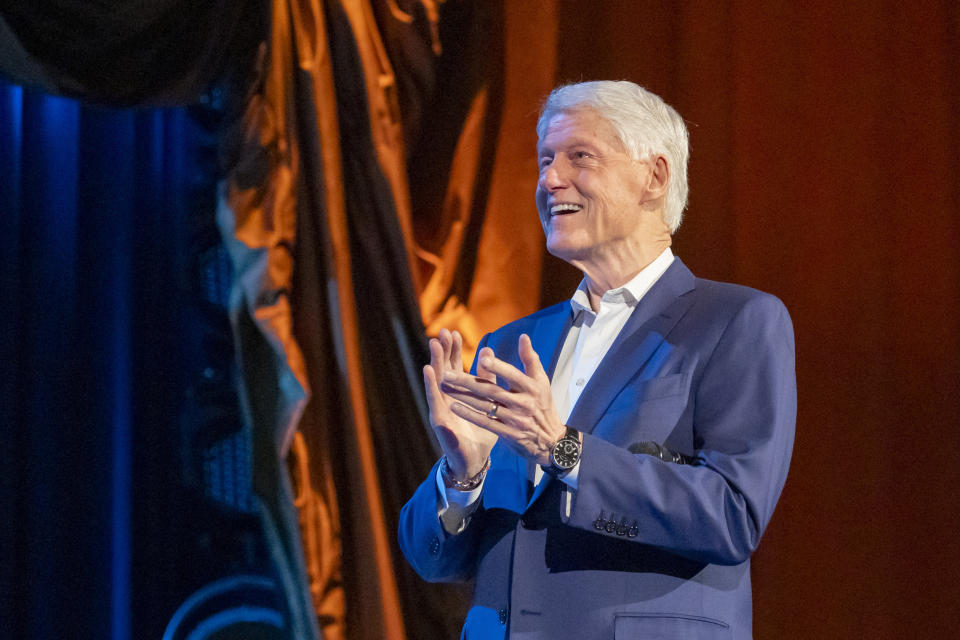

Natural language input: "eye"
[538,156,553,170]
[572,150,592,161]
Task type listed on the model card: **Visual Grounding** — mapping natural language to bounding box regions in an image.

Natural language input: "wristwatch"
[544,426,582,477]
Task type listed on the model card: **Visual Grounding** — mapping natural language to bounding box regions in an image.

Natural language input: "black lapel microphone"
[628,441,695,465]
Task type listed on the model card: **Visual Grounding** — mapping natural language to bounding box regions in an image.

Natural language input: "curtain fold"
[283,1,566,636]
[0,0,264,104]
[0,79,206,639]
[217,1,564,637]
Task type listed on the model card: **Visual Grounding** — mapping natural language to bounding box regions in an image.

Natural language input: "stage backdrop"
[3,1,959,639]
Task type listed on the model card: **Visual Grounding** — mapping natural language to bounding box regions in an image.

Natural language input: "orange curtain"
[220,1,555,637]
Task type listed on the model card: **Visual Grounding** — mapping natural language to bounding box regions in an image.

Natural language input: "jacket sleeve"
[562,293,796,566]
[397,458,487,582]
[397,333,493,582]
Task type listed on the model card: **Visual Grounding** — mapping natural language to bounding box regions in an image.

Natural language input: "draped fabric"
[0,79,206,638]
[0,0,264,104]
[218,2,563,637]
[1,4,322,639]
[4,1,960,639]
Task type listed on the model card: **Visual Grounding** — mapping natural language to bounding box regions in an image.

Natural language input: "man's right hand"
[423,329,498,481]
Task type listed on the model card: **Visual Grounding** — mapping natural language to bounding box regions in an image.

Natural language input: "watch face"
[552,437,581,469]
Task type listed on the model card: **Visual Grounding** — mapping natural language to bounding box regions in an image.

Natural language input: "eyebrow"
[538,138,605,154]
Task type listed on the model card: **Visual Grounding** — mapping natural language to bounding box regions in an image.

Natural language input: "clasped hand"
[423,329,565,480]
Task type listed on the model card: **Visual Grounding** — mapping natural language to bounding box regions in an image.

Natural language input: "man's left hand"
[441,334,565,466]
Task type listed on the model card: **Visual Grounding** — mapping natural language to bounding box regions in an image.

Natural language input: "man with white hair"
[400,80,796,639]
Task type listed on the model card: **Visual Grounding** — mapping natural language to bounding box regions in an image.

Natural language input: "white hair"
[537,81,690,233]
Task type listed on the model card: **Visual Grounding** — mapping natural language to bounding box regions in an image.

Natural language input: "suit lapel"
[565,259,697,435]
[521,260,697,511]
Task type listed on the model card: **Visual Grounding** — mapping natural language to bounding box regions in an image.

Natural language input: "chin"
[546,236,588,264]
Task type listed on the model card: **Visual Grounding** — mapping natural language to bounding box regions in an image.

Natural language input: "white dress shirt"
[438,248,676,534]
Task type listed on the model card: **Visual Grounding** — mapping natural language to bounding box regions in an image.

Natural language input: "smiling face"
[535,108,669,282]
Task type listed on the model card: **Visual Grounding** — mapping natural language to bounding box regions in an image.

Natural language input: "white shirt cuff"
[533,458,581,490]
[533,459,580,520]
[560,459,580,490]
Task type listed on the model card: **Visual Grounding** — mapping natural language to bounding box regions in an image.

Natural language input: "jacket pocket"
[597,373,691,446]
[614,612,731,640]
[637,372,687,400]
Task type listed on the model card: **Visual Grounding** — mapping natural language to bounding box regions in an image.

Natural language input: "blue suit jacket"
[399,259,796,639]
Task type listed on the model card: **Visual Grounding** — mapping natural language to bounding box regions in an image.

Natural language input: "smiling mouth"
[549,203,583,216]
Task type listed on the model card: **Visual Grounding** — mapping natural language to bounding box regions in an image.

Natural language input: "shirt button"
[575,378,586,387]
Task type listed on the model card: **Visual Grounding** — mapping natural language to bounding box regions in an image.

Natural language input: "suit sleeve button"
[615,517,628,536]
[498,608,508,624]
[429,536,440,555]
[605,516,617,534]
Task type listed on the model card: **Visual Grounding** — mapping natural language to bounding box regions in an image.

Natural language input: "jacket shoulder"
[485,300,569,342]
[693,277,790,320]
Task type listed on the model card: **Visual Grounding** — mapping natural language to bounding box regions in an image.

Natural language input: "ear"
[645,155,670,199]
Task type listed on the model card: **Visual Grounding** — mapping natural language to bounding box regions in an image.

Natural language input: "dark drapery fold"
[0,0,265,104]
[320,2,473,637]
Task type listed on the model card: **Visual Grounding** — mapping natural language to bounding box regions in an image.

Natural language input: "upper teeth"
[550,203,582,215]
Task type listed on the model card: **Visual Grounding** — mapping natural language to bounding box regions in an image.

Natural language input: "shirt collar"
[569,247,675,317]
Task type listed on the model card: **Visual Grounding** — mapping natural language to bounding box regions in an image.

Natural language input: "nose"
[539,159,569,192]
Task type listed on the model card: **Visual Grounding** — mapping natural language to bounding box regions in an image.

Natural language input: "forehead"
[537,108,623,152]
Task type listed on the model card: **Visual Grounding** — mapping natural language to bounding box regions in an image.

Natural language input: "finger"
[450,330,464,372]
[422,364,447,419]
[476,346,496,382]
[450,401,515,439]
[441,369,505,397]
[443,386,521,420]
[438,329,453,368]
[441,376,536,418]
[476,353,537,394]
[429,337,446,373]
[518,333,549,382]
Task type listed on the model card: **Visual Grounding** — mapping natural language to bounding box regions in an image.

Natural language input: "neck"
[578,241,670,311]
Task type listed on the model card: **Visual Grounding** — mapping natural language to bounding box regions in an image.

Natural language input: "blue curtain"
[0,77,203,640]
